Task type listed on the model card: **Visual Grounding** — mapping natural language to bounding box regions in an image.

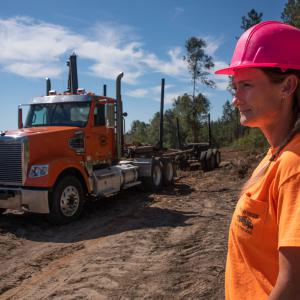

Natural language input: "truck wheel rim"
[153,165,162,186]
[60,186,80,217]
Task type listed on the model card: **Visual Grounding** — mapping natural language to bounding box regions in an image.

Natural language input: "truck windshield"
[25,102,91,128]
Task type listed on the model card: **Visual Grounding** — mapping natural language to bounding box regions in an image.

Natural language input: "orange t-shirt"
[226,134,300,300]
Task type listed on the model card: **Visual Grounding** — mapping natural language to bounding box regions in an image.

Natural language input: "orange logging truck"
[0,54,219,224]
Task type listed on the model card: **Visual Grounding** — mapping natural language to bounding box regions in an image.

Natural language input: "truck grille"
[0,143,22,185]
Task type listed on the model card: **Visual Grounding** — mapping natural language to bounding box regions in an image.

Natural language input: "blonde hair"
[242,68,300,192]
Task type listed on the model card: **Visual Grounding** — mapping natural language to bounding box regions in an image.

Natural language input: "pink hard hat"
[215,20,300,75]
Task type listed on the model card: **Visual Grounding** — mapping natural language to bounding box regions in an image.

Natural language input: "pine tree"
[183,37,214,142]
[282,0,300,28]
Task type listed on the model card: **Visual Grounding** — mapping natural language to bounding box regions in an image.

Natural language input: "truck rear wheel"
[163,160,174,186]
[47,175,85,225]
[143,159,163,192]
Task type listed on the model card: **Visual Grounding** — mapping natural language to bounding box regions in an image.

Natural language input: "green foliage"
[221,100,235,122]
[147,112,162,146]
[282,0,300,28]
[125,120,150,145]
[173,93,210,143]
[126,92,211,147]
[125,93,269,153]
[232,128,269,153]
[183,37,215,142]
[163,109,178,148]
[184,37,215,93]
[241,9,263,31]
[209,100,239,146]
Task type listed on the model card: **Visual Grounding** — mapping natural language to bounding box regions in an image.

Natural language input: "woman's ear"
[281,74,298,97]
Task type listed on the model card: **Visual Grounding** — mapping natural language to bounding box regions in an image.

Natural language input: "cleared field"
[0,149,254,300]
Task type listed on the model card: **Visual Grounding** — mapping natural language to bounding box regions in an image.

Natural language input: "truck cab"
[0,91,123,218]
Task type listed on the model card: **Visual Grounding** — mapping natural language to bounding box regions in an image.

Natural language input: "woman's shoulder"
[276,136,300,184]
[280,134,300,162]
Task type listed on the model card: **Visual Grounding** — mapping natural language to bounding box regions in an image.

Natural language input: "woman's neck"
[261,112,296,149]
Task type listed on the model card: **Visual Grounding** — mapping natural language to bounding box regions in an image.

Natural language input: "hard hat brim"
[214,67,235,75]
[215,63,300,75]
[214,63,277,75]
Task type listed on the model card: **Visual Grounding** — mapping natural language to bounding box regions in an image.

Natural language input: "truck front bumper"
[0,187,49,213]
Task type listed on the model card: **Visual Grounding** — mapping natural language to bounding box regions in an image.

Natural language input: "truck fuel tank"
[93,163,139,197]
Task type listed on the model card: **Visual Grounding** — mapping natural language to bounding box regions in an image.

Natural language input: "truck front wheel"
[47,175,85,225]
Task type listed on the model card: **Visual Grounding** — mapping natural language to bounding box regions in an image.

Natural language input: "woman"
[215,21,300,299]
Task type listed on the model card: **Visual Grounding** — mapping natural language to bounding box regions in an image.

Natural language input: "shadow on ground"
[0,182,195,244]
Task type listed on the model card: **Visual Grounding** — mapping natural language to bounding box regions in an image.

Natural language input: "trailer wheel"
[163,160,174,186]
[199,151,207,171]
[47,175,85,225]
[143,159,163,192]
[205,149,217,171]
[214,150,221,167]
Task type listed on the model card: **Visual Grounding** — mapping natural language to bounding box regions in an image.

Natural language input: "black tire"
[163,160,174,186]
[206,149,217,171]
[214,150,221,167]
[47,175,85,225]
[200,151,207,171]
[143,159,163,192]
[0,208,6,215]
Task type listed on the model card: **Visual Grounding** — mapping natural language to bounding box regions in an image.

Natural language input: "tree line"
[126,0,300,152]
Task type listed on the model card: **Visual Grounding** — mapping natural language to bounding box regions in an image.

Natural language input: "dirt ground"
[0,149,259,300]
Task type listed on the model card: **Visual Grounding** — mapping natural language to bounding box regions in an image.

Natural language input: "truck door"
[85,102,112,163]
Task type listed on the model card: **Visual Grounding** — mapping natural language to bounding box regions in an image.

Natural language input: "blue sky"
[0,0,286,131]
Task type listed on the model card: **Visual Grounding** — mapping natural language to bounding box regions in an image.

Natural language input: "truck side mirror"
[18,107,23,129]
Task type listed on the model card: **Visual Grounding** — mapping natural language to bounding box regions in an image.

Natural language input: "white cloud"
[0,17,81,77]
[215,80,230,91]
[0,16,227,94]
[78,39,145,84]
[126,88,149,98]
[171,7,185,20]
[204,36,224,56]
[0,17,191,83]
[142,47,188,78]
[164,91,181,104]
[213,60,230,71]
[4,62,61,78]
[127,84,183,104]
[150,84,173,94]
[90,22,139,46]
[211,60,231,91]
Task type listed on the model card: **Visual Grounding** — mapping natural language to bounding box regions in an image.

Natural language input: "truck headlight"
[29,165,49,178]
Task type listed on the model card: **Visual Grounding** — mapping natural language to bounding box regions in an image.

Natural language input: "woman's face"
[232,68,283,128]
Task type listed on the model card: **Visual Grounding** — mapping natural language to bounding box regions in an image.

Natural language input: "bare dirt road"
[0,149,256,300]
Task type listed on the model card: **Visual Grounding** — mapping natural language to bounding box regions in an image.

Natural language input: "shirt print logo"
[236,209,259,235]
